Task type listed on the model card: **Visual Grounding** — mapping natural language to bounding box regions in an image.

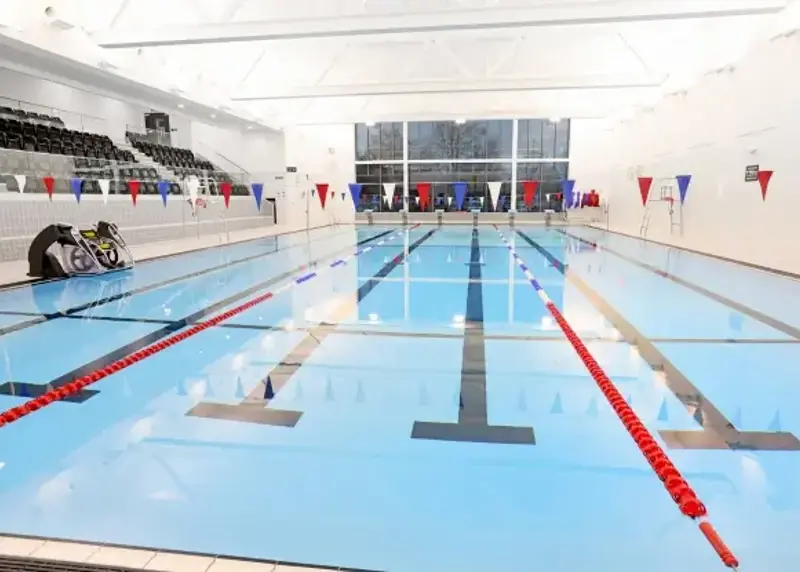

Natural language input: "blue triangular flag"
[731,407,742,428]
[657,399,669,421]
[355,379,364,403]
[517,388,527,412]
[251,182,264,211]
[348,183,362,206]
[586,396,598,418]
[676,175,692,205]
[550,392,564,414]
[453,182,468,210]
[325,376,334,401]
[768,411,782,431]
[157,180,170,207]
[264,376,275,399]
[729,312,744,332]
[71,178,83,203]
[235,376,245,399]
[562,180,576,208]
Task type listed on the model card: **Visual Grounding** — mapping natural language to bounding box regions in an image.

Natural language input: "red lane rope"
[0,226,416,429]
[495,226,739,570]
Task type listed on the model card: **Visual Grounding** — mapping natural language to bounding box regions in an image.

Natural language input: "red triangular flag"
[220,181,232,208]
[128,180,140,206]
[42,176,55,200]
[315,183,329,209]
[637,176,653,206]
[522,180,539,207]
[417,182,431,210]
[757,170,773,201]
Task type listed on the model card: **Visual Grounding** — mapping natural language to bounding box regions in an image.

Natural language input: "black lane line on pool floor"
[517,229,800,451]
[187,229,438,426]
[558,229,800,341]
[0,229,394,404]
[0,228,393,340]
[411,228,536,445]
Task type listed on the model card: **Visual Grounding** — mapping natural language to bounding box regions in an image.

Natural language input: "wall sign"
[745,165,759,182]
[286,166,297,173]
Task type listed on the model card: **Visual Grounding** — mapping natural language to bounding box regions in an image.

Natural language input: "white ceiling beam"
[231,73,665,101]
[95,0,787,48]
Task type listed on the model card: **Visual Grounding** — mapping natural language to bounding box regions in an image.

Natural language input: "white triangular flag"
[487,182,502,209]
[382,182,396,206]
[98,179,110,204]
[572,191,582,209]
[413,196,419,204]
[477,196,484,206]
[187,177,200,205]
[448,196,453,206]
[14,174,26,193]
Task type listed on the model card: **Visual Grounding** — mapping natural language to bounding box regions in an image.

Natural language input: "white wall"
[569,31,800,274]
[190,122,285,177]
[283,124,357,227]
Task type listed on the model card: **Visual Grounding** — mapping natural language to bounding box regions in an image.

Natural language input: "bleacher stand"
[126,131,250,196]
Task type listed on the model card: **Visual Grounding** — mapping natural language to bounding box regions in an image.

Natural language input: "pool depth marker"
[495,225,739,570]
[0,227,415,427]
[412,228,536,445]
[188,227,438,426]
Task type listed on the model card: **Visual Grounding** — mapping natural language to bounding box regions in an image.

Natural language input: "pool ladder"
[639,185,682,238]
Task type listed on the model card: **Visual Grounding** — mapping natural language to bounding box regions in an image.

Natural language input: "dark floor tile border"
[0,532,383,572]
[0,223,338,293]
[590,225,800,280]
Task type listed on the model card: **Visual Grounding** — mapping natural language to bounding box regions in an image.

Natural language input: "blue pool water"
[0,224,799,571]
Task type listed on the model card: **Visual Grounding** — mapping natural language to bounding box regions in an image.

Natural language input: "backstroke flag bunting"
[157,180,170,207]
[14,174,26,193]
[71,178,82,203]
[382,182,396,206]
[98,179,110,204]
[348,183,362,207]
[676,175,692,205]
[315,183,329,208]
[417,182,431,210]
[522,181,538,207]
[453,182,468,210]
[220,181,232,208]
[487,182,502,210]
[128,180,140,206]
[638,176,653,206]
[251,182,264,210]
[43,176,55,199]
[187,177,199,206]
[757,170,774,201]
[562,179,576,208]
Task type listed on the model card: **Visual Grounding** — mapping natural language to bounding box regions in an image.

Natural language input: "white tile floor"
[0,222,339,288]
[0,535,344,572]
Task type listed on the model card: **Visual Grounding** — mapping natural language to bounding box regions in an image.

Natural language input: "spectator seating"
[126,132,250,196]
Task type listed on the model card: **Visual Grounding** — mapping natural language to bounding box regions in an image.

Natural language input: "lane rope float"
[0,225,420,429]
[493,225,739,571]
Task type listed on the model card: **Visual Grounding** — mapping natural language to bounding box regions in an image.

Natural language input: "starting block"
[435,209,444,227]
[364,209,374,225]
[471,208,480,227]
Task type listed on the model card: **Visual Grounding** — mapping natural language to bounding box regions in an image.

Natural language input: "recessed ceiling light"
[550,117,561,123]
[210,113,216,119]
[455,118,466,125]
[247,125,253,129]
[177,103,184,109]
[365,121,375,127]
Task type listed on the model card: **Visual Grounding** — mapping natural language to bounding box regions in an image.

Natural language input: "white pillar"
[511,119,519,211]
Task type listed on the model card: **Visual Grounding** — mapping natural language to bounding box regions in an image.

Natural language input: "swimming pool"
[0,224,798,572]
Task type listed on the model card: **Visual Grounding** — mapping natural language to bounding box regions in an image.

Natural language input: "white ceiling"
[6,0,797,125]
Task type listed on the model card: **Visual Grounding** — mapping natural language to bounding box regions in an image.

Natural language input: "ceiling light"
[550,117,561,123]
[210,113,216,119]
[365,121,376,127]
[247,125,253,129]
[455,118,466,125]
[177,103,184,109]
